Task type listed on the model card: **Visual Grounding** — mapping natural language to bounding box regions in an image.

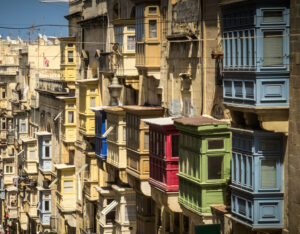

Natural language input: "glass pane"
[45,146,50,157]
[29,151,35,160]
[263,11,283,22]
[90,97,96,107]
[125,205,136,221]
[127,36,136,50]
[208,156,223,180]
[68,111,74,123]
[238,198,246,215]
[208,139,224,150]
[264,32,283,66]
[149,20,157,38]
[21,123,26,132]
[261,160,277,188]
[172,135,179,157]
[68,51,74,63]
[148,7,157,14]
[45,200,50,211]
[64,181,73,193]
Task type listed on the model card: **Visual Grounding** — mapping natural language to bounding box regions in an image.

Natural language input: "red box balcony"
[143,118,179,192]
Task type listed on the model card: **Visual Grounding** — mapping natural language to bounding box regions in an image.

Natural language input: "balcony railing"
[0,65,19,76]
[37,78,68,94]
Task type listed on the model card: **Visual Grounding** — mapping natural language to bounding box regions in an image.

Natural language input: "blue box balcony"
[230,128,284,229]
[223,73,289,107]
[38,191,51,226]
[222,4,289,109]
[94,108,107,159]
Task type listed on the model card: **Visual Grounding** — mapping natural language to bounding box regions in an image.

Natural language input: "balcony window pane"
[208,139,224,150]
[44,200,50,211]
[148,7,157,14]
[68,111,74,123]
[263,11,283,22]
[172,135,179,157]
[123,126,126,141]
[149,20,157,38]
[238,198,246,215]
[127,36,136,50]
[90,97,96,107]
[234,81,243,98]
[68,51,74,63]
[63,180,73,193]
[21,123,26,132]
[224,81,232,97]
[264,31,283,66]
[45,146,50,158]
[208,156,223,180]
[29,151,35,160]
[261,159,277,188]
[245,82,254,99]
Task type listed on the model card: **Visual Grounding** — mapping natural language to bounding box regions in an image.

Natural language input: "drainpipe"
[200,0,206,115]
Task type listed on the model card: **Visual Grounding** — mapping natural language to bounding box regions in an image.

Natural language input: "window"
[2,119,5,130]
[263,11,283,22]
[148,7,157,14]
[68,51,74,63]
[29,151,35,160]
[67,43,73,47]
[263,31,283,66]
[261,159,277,188]
[63,180,73,193]
[123,126,126,141]
[90,97,96,107]
[208,139,224,150]
[127,36,136,50]
[172,135,179,157]
[68,104,74,108]
[238,198,246,216]
[127,26,135,31]
[90,88,95,93]
[5,165,13,174]
[45,146,50,158]
[208,156,223,180]
[183,215,189,233]
[149,20,157,38]
[21,123,26,132]
[68,111,74,123]
[44,200,50,211]
[2,91,5,99]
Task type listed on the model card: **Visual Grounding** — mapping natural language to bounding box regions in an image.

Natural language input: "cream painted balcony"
[7,187,18,219]
[22,138,38,178]
[105,107,127,170]
[97,187,116,234]
[84,154,99,201]
[79,113,95,137]
[0,65,19,76]
[4,173,14,185]
[56,164,76,212]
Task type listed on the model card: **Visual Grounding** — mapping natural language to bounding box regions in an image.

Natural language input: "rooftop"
[142,117,174,126]
[174,116,228,126]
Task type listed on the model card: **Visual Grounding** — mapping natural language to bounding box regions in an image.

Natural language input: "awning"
[65,214,76,228]
[55,164,75,170]
[101,200,118,215]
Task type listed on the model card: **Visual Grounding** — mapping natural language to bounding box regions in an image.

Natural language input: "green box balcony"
[174,116,231,214]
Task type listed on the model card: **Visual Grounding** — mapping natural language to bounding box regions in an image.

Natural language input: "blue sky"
[0,0,68,40]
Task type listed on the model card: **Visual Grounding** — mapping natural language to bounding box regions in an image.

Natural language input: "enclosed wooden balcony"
[143,117,179,192]
[84,154,99,201]
[105,107,127,169]
[123,106,164,181]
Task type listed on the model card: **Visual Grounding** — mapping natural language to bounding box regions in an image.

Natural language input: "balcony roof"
[90,106,109,112]
[35,131,52,136]
[76,78,99,83]
[122,105,164,114]
[6,186,18,192]
[55,164,75,170]
[174,116,228,127]
[142,117,174,126]
[56,96,76,100]
[22,138,36,143]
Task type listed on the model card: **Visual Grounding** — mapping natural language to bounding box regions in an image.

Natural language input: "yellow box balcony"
[62,124,76,142]
[79,113,95,137]
[61,65,76,82]
[56,191,76,212]
[24,161,38,176]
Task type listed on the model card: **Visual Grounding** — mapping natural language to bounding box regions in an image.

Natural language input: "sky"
[0,0,69,40]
